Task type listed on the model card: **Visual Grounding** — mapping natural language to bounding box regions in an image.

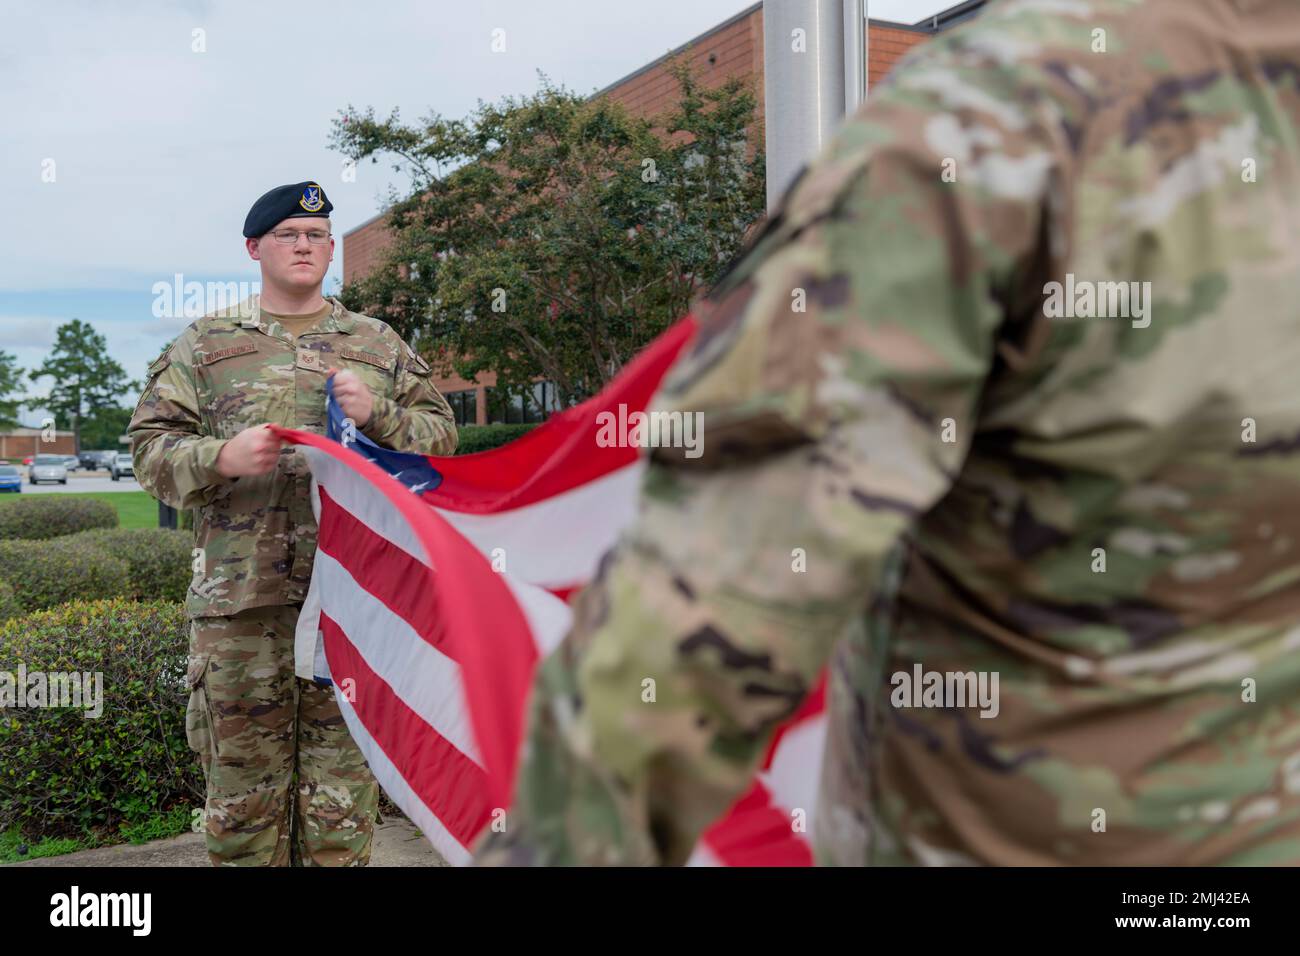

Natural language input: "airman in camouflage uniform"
[477,0,1300,865]
[130,183,458,865]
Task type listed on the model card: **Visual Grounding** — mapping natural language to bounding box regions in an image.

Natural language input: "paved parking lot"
[4,469,141,494]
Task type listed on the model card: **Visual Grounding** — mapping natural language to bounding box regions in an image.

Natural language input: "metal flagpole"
[762,0,867,212]
[844,0,866,117]
[763,0,843,211]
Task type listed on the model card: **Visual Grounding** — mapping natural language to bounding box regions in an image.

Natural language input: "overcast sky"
[0,0,956,426]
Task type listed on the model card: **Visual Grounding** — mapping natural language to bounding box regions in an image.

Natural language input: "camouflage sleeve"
[361,341,459,456]
[476,29,1062,865]
[128,335,231,511]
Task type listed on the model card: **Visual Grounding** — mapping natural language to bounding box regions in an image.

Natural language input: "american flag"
[271,317,828,866]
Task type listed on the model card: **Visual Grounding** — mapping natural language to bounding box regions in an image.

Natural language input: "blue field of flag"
[325,373,444,494]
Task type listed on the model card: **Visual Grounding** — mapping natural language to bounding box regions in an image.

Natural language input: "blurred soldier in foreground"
[479,0,1300,865]
[129,182,457,865]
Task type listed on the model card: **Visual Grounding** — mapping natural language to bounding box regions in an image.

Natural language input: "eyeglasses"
[267,228,332,244]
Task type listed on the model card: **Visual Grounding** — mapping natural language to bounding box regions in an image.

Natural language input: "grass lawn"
[0,827,87,864]
[0,806,196,863]
[48,491,163,530]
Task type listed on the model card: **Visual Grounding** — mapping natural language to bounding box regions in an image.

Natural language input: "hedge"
[454,423,539,455]
[0,579,20,623]
[0,599,200,840]
[65,528,194,603]
[0,496,118,541]
[0,538,132,614]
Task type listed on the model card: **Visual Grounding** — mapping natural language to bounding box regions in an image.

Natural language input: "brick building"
[0,429,76,461]
[344,0,984,425]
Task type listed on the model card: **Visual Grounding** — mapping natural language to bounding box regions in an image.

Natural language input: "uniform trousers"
[185,602,378,866]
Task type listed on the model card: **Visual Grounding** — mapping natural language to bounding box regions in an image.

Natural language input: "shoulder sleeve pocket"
[147,350,172,379]
[403,344,432,376]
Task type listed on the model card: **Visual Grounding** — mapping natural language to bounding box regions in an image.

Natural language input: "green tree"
[0,351,25,429]
[78,405,135,452]
[26,320,134,450]
[331,57,765,409]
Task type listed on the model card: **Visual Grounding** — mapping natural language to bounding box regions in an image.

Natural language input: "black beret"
[243,181,333,238]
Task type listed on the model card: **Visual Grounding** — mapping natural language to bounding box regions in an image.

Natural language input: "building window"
[529,381,564,418]
[445,389,477,426]
[486,381,563,425]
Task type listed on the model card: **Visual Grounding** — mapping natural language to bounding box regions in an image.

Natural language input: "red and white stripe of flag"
[274,316,827,866]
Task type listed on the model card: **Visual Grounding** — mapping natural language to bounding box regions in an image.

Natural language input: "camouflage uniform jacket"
[129,295,458,618]
[479,0,1300,866]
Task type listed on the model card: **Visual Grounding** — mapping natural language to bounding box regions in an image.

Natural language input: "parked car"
[99,450,121,469]
[110,453,134,481]
[78,450,102,470]
[0,465,20,493]
[21,456,34,466]
[61,455,80,472]
[29,455,68,485]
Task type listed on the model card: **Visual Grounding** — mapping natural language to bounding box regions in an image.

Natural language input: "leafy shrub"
[0,599,200,840]
[454,423,539,455]
[0,496,117,541]
[66,528,194,602]
[0,538,132,613]
[0,580,19,623]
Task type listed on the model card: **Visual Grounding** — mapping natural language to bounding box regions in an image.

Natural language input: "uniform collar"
[235,295,355,338]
